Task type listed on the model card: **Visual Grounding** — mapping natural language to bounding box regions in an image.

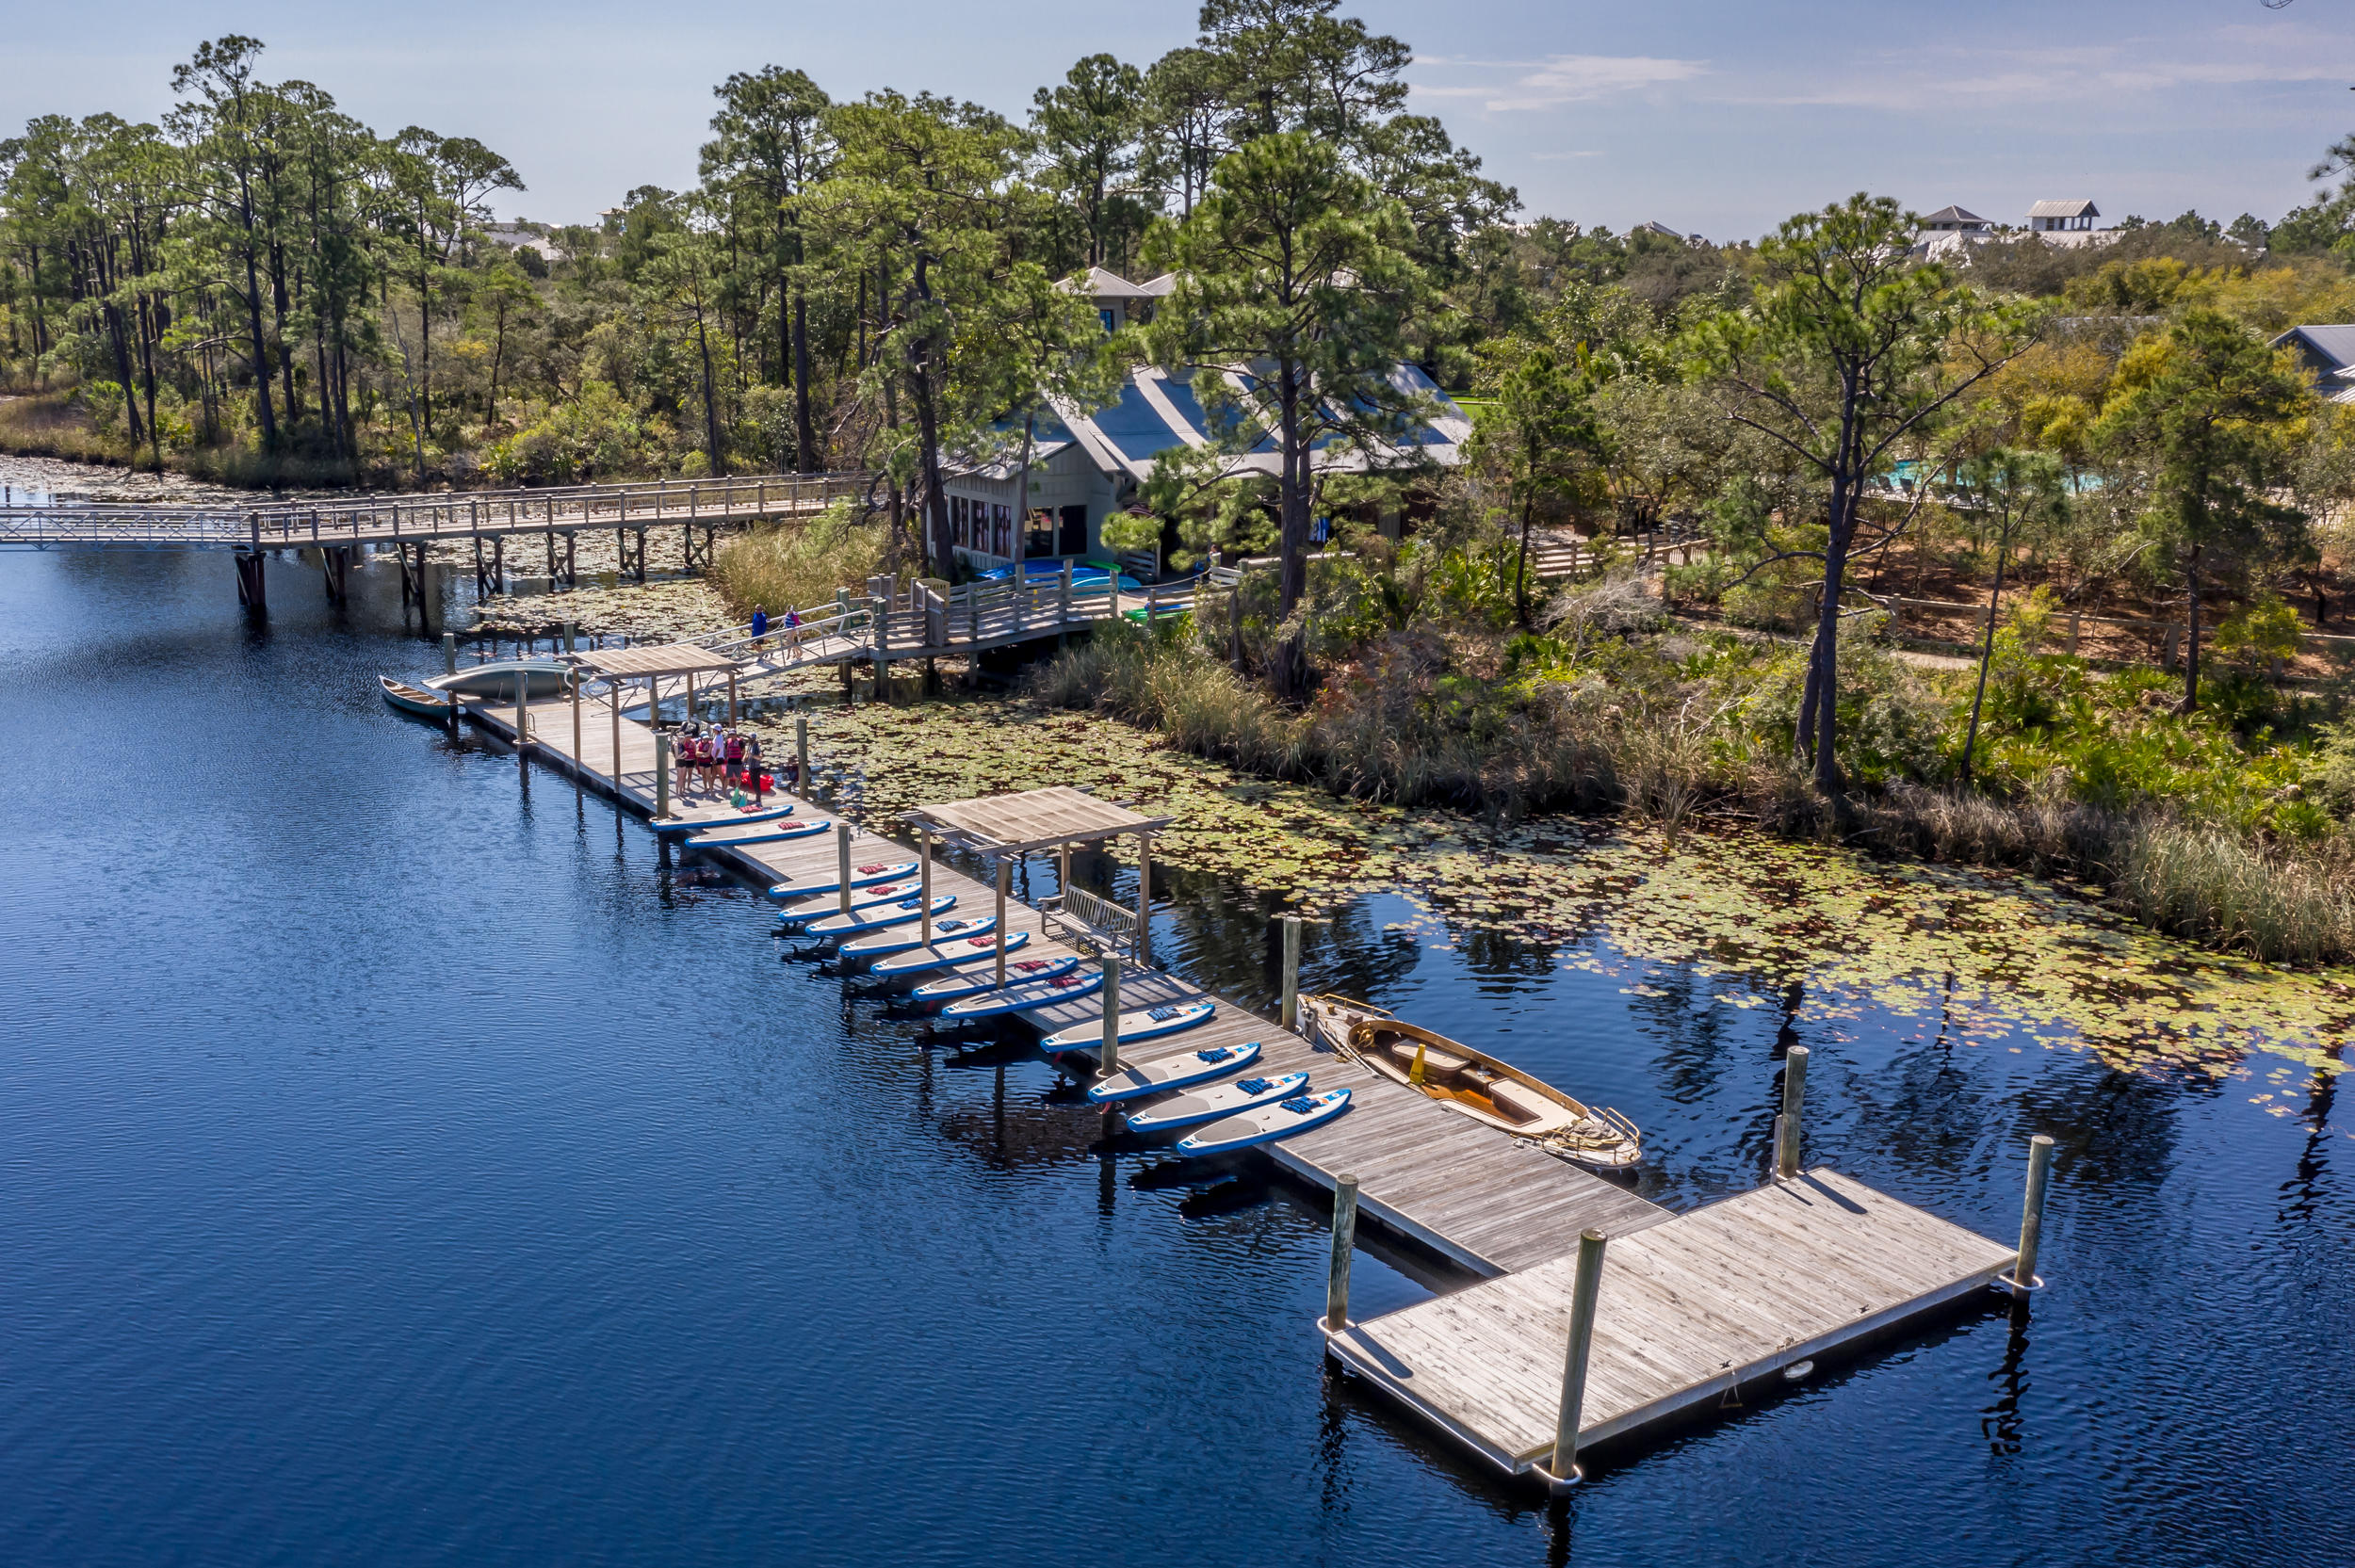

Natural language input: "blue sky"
[9,0,2349,241]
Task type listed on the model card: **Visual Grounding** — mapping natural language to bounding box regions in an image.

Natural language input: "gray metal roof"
[1921,205,1989,226]
[2027,199,2099,218]
[2277,325,2355,374]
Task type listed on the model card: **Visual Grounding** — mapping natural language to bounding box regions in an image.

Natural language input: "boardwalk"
[464,681,2025,1485]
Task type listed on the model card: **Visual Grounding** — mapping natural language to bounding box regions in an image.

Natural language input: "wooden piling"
[1548,1228,1609,1486]
[1281,913,1302,1030]
[1101,952,1122,1076]
[654,733,671,818]
[1775,1045,1809,1180]
[919,831,934,946]
[1135,831,1152,966]
[1326,1173,1360,1331]
[795,716,809,787]
[995,860,1010,986]
[442,632,457,676]
[609,678,622,789]
[2012,1134,2055,1292]
[513,674,528,765]
[836,824,853,914]
[570,668,582,773]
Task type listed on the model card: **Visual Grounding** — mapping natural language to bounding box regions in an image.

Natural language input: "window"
[1100,309,1117,333]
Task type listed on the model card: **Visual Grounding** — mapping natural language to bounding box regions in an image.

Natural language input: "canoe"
[379,674,454,719]
[1174,1090,1352,1156]
[767,862,916,901]
[1084,1037,1260,1104]
[1122,1071,1311,1134]
[1042,997,1216,1055]
[775,880,924,925]
[685,816,830,849]
[427,659,574,700]
[1301,994,1642,1172]
[935,965,1101,1019]
[909,949,1073,1001]
[836,913,996,962]
[801,894,954,939]
[869,929,1033,980]
[652,802,794,834]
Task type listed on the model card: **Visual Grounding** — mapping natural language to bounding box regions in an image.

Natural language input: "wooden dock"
[464,684,2031,1485]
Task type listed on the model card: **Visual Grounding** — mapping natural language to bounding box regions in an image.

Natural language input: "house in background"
[1919,205,1994,235]
[2028,199,2100,234]
[940,269,1474,574]
[2274,325,2355,404]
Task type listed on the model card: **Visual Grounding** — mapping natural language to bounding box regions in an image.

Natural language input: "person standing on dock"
[724,728,746,792]
[675,727,695,799]
[745,733,766,803]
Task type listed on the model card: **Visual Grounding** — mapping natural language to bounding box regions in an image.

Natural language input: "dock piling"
[795,717,809,790]
[654,733,671,818]
[1101,952,1122,1075]
[994,861,1010,986]
[919,832,934,946]
[1280,914,1301,1030]
[1547,1228,1609,1489]
[2011,1134,2055,1293]
[562,620,576,654]
[1775,1045,1810,1180]
[514,677,528,766]
[836,825,853,913]
[1325,1173,1359,1332]
[442,631,457,676]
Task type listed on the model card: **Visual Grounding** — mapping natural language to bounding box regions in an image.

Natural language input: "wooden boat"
[379,674,454,719]
[767,862,917,902]
[935,965,1100,1019]
[869,930,1033,981]
[836,913,995,962]
[1122,1071,1310,1134]
[1045,997,1216,1056]
[651,802,794,834]
[1174,1089,1352,1156]
[802,894,954,939]
[685,816,829,849]
[1301,994,1641,1172]
[1084,1037,1259,1103]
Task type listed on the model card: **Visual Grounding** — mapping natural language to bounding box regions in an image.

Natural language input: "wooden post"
[727,669,738,728]
[609,678,623,790]
[1134,831,1151,966]
[2012,1134,2055,1292]
[571,668,582,769]
[1549,1228,1609,1485]
[1775,1045,1809,1180]
[443,631,457,675]
[836,824,853,914]
[995,860,1010,986]
[1281,913,1301,1029]
[1325,1173,1359,1332]
[562,620,577,654]
[1059,558,1073,648]
[2067,609,2082,655]
[1100,952,1122,1076]
[514,672,528,761]
[919,831,934,946]
[795,716,809,788]
[654,732,672,818]
[686,671,695,726]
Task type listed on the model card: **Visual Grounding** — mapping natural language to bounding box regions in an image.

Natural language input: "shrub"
[708,505,886,618]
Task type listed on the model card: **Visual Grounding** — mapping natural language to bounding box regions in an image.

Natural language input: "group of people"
[673,722,770,804]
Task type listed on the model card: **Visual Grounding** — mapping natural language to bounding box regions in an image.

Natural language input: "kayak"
[1173,1090,1353,1156]
[767,861,916,902]
[652,802,794,834]
[1084,1038,1261,1104]
[775,880,924,925]
[1041,997,1216,1054]
[836,913,996,962]
[686,816,830,849]
[935,966,1101,1019]
[909,949,1074,1001]
[869,929,1032,980]
[1122,1071,1310,1134]
[801,894,954,939]
[380,675,454,719]
[427,659,574,700]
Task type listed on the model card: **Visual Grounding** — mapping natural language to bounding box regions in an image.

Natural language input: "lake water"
[1,457,2349,1566]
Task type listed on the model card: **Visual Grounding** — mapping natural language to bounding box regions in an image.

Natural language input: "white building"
[2028,199,2100,234]
[939,270,1474,574]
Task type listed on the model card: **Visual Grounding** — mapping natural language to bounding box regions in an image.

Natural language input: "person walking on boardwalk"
[750,605,769,652]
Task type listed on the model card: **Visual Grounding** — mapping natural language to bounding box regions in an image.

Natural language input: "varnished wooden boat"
[380,674,455,719]
[1301,994,1642,1171]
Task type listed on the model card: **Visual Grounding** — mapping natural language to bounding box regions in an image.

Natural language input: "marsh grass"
[708,506,887,618]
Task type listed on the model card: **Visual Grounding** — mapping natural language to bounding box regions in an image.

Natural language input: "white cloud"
[1413,53,1709,113]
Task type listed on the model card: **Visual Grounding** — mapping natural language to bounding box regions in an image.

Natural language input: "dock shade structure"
[901,784,1172,964]
[570,642,750,813]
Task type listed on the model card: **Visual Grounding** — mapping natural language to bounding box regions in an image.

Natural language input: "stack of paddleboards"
[653,802,793,836]
[1068,1018,1353,1156]
[687,815,828,849]
[869,930,1031,982]
[767,862,916,902]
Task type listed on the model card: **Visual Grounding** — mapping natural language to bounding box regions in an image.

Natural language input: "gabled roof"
[1135,272,1178,297]
[1065,266,1155,300]
[2028,199,2099,219]
[1632,219,1683,239]
[2275,325,2355,375]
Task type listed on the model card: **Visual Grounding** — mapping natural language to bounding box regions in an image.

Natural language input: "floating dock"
[462,674,2031,1484]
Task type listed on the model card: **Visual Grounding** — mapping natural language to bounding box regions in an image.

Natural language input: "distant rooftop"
[2028,199,2100,219]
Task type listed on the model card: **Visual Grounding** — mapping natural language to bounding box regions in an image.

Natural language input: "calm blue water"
[1,493,2349,1565]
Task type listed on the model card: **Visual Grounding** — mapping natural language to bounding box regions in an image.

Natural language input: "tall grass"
[1031,622,2355,966]
[708,506,886,618]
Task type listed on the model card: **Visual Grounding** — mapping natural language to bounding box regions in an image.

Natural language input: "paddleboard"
[1122,1071,1310,1133]
[870,930,1034,980]
[802,894,954,938]
[907,949,1073,999]
[686,816,829,849]
[1173,1090,1353,1155]
[1043,998,1217,1055]
[1083,1037,1259,1103]
[775,880,923,925]
[935,965,1102,1019]
[653,802,793,833]
[767,862,916,902]
[836,913,996,961]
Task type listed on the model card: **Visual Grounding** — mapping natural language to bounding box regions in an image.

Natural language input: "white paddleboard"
[837,913,996,960]
[776,880,922,924]
[1122,1071,1310,1133]
[802,894,954,938]
[1174,1090,1353,1155]
[1043,998,1217,1055]
[936,965,1101,1018]
[1084,1037,1261,1104]
[767,862,916,902]
[871,930,1034,980]
[687,816,828,849]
